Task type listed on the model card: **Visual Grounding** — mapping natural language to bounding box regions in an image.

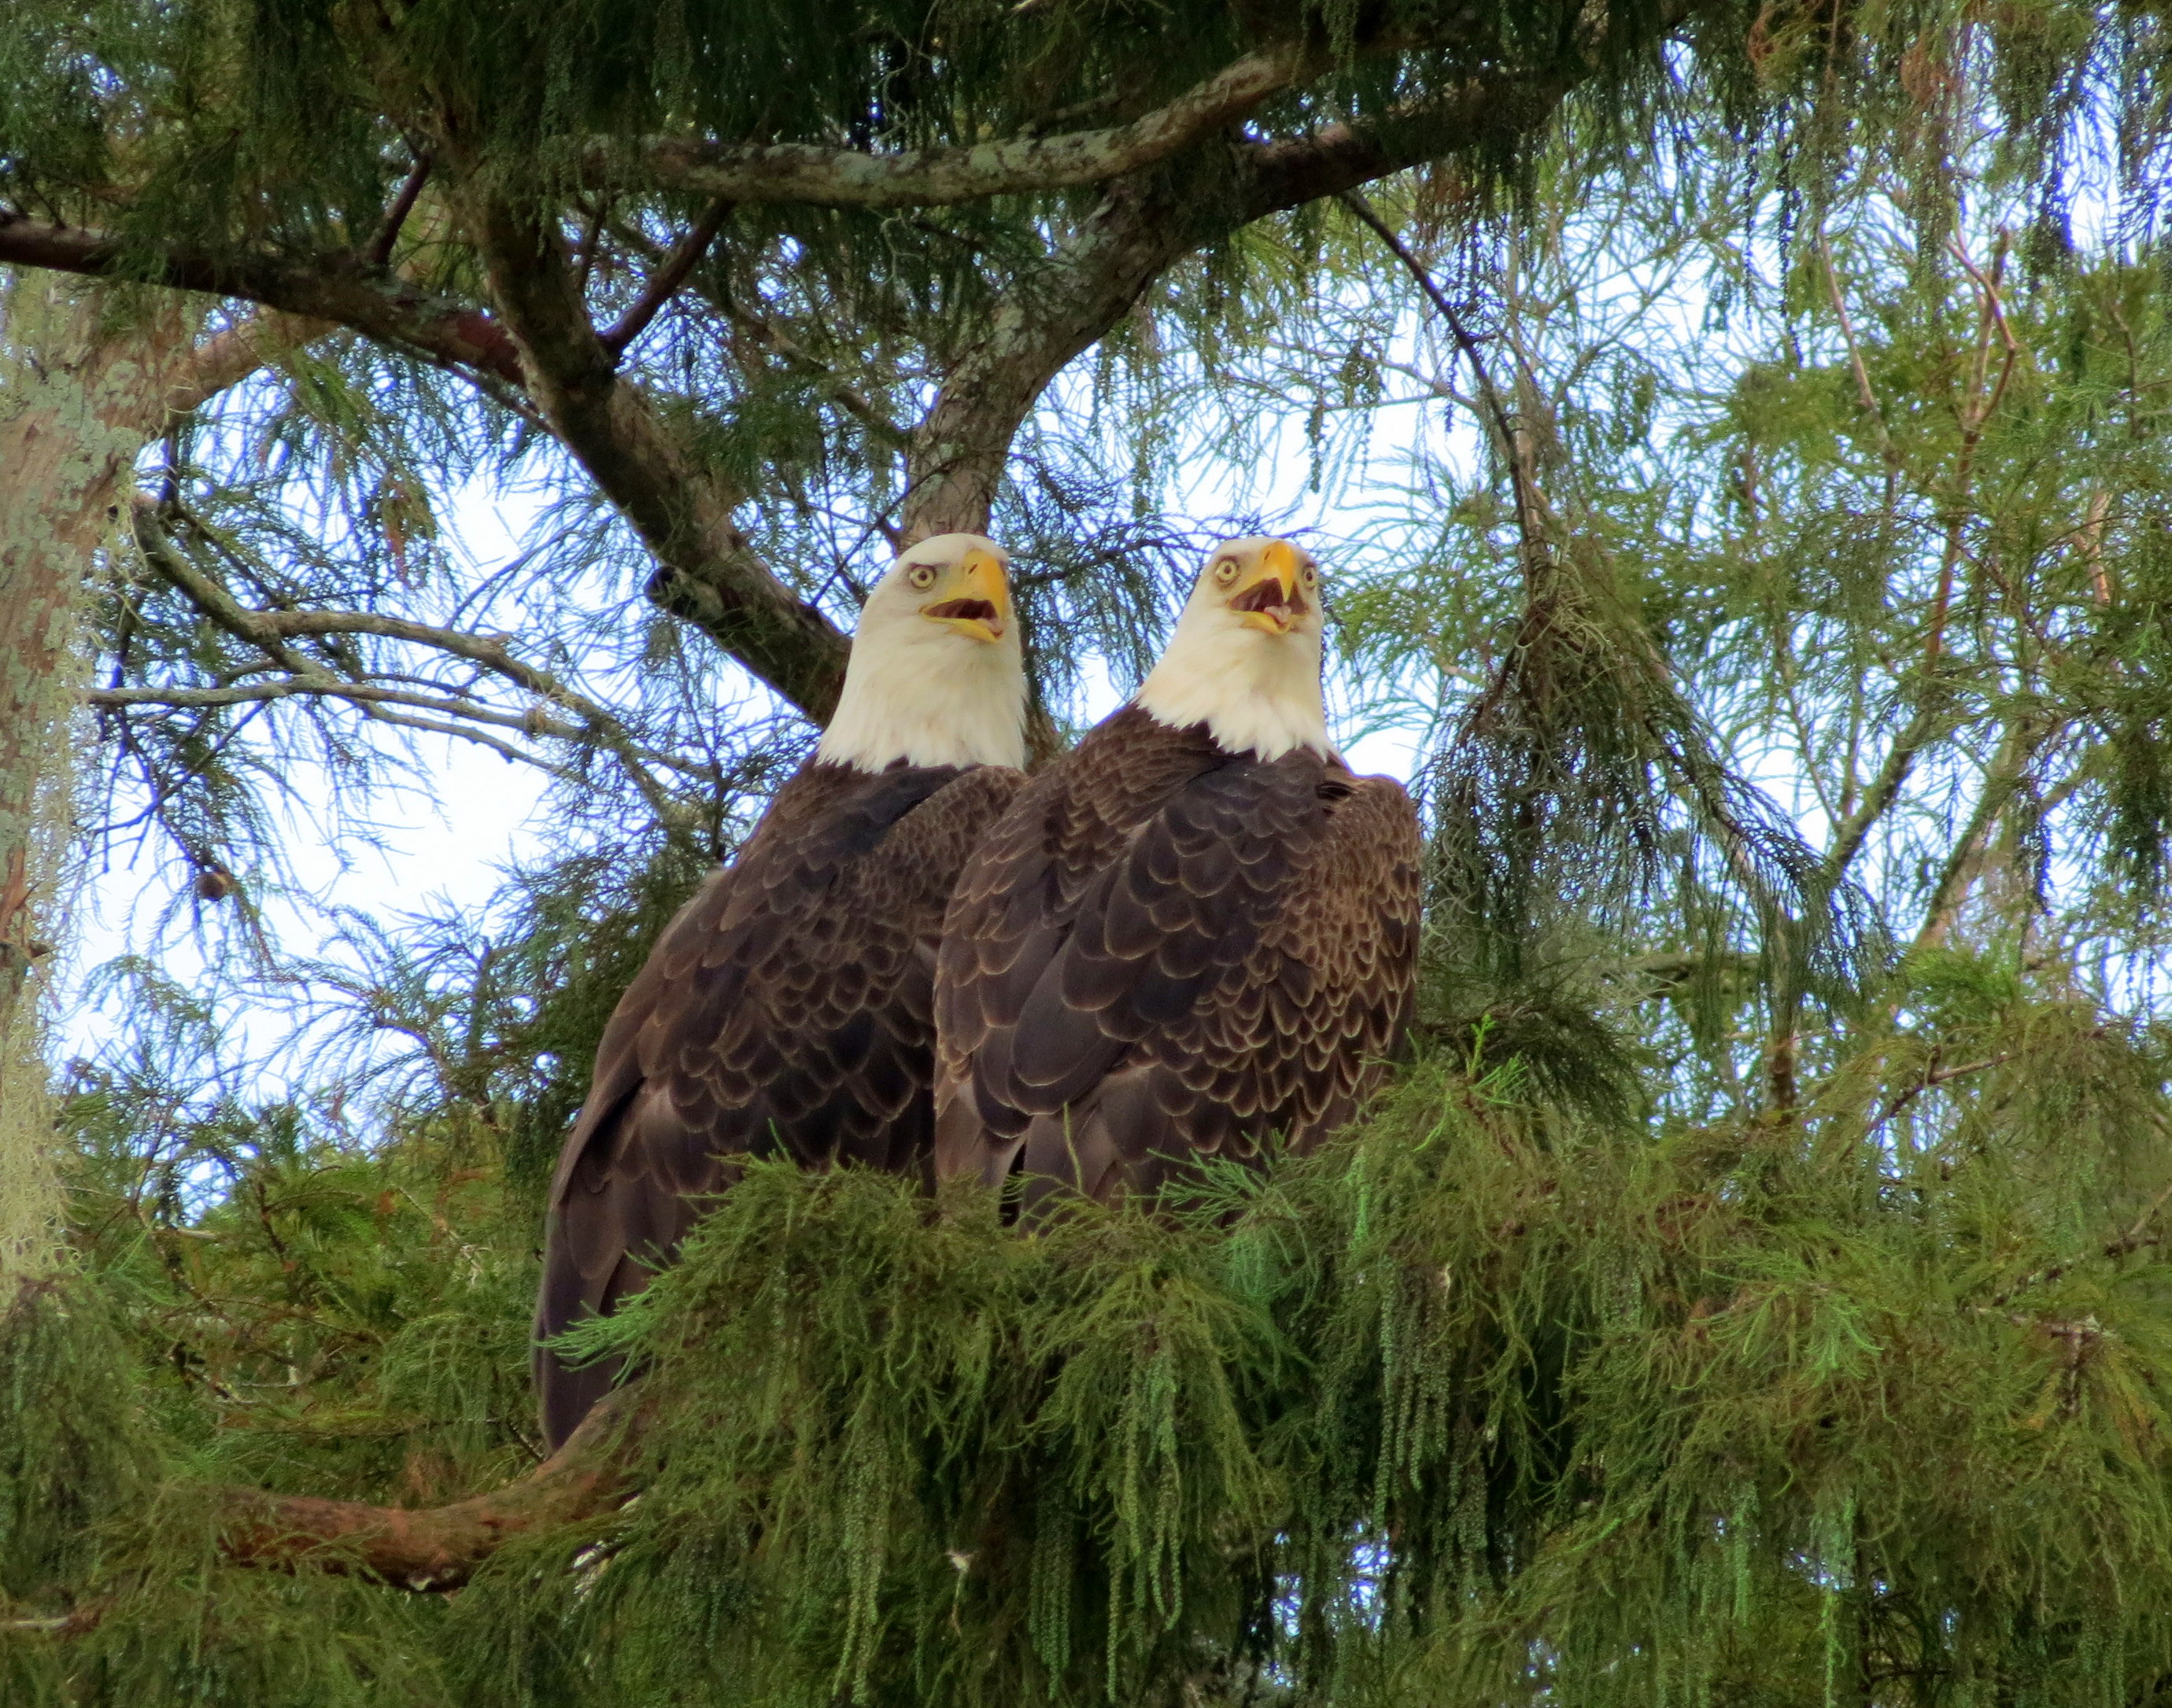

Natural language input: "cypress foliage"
[12,1008,2172,1704]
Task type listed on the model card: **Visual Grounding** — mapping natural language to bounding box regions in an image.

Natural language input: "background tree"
[9,2,2172,1704]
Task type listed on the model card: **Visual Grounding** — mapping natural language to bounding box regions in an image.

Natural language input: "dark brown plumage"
[535,758,1023,1448]
[933,706,1421,1208]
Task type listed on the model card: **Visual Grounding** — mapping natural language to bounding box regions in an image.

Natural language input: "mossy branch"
[209,1384,650,1593]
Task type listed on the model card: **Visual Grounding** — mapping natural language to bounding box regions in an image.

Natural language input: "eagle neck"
[816,619,1027,773]
[1132,621,1331,762]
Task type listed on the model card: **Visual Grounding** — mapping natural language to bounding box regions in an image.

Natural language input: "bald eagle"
[535,534,1029,1447]
[933,537,1421,1208]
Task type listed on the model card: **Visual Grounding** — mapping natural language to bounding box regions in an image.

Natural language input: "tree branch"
[124,500,693,802]
[600,44,1310,208]
[1826,697,1947,880]
[896,6,1674,544]
[1339,189,1555,577]
[211,1384,651,1591]
[462,188,853,721]
[157,311,334,423]
[369,153,434,266]
[1911,714,2056,956]
[0,213,524,385]
[600,197,732,359]
[1865,1051,2011,1138]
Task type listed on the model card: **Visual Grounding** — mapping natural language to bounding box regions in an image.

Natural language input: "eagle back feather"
[535,758,1025,1447]
[933,706,1421,1206]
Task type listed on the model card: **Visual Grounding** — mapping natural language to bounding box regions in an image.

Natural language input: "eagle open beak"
[921,548,1010,644]
[1228,540,1306,635]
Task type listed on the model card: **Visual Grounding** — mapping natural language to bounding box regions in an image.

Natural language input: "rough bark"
[211,1385,649,1590]
[0,216,520,383]
[899,45,1623,544]
[1,6,1699,738]
[602,43,1311,206]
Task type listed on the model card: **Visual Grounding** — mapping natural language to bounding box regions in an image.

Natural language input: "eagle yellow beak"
[920,548,1010,644]
[1228,540,1306,635]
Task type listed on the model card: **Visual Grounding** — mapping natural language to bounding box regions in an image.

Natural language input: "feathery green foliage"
[16,1012,2172,1703]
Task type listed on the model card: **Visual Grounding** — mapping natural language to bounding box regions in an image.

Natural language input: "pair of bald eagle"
[536,536,1422,1447]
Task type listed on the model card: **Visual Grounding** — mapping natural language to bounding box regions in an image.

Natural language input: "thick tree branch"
[1238,67,1592,218]
[463,190,853,721]
[895,11,1687,763]
[598,44,1310,207]
[212,1384,650,1590]
[157,311,332,422]
[0,213,523,385]
[899,19,1648,544]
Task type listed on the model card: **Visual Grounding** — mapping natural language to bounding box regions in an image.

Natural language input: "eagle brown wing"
[536,759,1023,1447]
[1124,771,1423,1182]
[934,711,1421,1206]
[933,710,1223,1181]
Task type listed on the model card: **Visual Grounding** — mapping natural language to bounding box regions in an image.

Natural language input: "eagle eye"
[907,563,939,591]
[1301,563,1318,586]
[1212,558,1239,586]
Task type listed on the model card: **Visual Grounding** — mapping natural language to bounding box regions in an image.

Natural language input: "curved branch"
[603,44,1309,208]
[122,500,697,801]
[212,1385,650,1590]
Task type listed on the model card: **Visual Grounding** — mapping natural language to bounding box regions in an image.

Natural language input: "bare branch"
[1866,1051,2011,1137]
[1912,716,2058,955]
[97,677,567,744]
[369,153,434,267]
[1339,189,1553,576]
[212,1384,651,1591]
[463,187,853,721]
[123,500,698,802]
[1826,698,1946,880]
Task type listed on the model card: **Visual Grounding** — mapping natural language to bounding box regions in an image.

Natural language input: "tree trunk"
[0,279,297,1278]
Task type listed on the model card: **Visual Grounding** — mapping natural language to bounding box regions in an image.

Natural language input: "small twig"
[1864,1052,2010,1136]
[1924,233,2020,667]
[368,153,433,267]
[600,199,732,359]
[719,297,908,447]
[1339,189,1548,564]
[0,1599,113,1638]
[1816,231,1901,519]
[2107,1177,2172,1260]
[1983,1180,2172,1310]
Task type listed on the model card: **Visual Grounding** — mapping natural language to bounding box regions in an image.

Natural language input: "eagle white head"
[817,533,1029,772]
[1134,537,1333,761]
